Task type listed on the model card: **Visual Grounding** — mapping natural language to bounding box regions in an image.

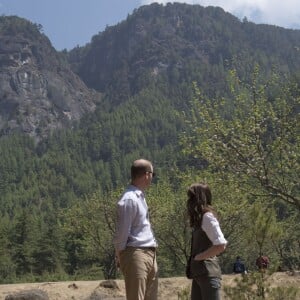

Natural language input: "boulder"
[5,289,49,300]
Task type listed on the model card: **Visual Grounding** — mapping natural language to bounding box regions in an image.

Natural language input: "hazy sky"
[1,0,299,51]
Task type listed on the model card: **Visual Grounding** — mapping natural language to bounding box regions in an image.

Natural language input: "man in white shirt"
[113,159,158,300]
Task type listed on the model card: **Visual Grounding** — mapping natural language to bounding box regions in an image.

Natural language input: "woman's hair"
[187,183,215,228]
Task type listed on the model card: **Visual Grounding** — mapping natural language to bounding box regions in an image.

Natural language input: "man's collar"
[129,184,144,198]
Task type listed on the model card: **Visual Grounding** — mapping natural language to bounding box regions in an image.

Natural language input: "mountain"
[0,3,299,282]
[2,4,300,140]
[62,2,300,181]
[0,16,98,140]
[68,3,300,105]
[1,3,300,192]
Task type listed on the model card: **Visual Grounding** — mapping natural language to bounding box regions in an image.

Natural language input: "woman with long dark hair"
[186,183,227,300]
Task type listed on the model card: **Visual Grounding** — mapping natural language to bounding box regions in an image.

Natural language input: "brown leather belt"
[138,247,156,252]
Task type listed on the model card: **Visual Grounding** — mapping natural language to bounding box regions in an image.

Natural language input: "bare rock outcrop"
[0,16,99,140]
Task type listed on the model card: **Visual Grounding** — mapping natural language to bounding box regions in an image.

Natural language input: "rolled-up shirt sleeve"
[202,212,227,245]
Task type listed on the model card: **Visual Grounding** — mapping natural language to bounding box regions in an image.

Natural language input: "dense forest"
[0,3,299,285]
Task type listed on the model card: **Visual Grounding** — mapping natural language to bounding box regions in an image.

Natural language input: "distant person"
[113,159,158,300]
[233,256,246,274]
[256,254,269,272]
[186,183,227,300]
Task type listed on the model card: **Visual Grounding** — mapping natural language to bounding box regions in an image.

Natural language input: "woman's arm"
[194,212,227,261]
[194,244,226,261]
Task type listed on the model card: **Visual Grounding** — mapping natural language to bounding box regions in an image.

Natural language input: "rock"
[86,290,125,300]
[291,270,300,276]
[0,16,98,141]
[85,281,124,300]
[86,290,107,300]
[5,289,49,300]
[99,280,119,289]
[68,283,79,289]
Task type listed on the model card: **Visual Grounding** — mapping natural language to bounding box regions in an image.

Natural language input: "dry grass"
[0,272,299,300]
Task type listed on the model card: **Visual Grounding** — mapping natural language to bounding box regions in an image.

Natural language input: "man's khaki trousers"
[120,247,158,300]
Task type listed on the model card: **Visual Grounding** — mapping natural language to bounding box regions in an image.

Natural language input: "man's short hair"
[131,159,152,180]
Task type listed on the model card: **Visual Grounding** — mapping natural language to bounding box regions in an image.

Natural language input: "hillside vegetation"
[0,3,299,285]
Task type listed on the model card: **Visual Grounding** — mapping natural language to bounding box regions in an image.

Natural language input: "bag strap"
[189,230,193,258]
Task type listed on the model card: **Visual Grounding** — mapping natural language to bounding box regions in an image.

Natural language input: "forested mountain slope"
[0,3,299,283]
[68,3,300,105]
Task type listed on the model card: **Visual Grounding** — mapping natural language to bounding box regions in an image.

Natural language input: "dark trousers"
[191,276,221,300]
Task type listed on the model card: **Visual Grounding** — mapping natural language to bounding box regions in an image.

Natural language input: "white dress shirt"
[113,185,157,251]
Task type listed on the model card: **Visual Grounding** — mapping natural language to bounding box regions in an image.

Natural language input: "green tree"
[147,178,190,277]
[0,214,16,282]
[224,271,299,299]
[62,189,119,279]
[246,202,283,262]
[10,208,37,276]
[32,209,66,276]
[180,66,300,209]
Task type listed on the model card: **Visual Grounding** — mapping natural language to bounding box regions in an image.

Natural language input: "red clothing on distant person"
[256,255,269,269]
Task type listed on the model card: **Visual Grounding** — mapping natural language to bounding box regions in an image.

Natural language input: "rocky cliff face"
[0,16,98,140]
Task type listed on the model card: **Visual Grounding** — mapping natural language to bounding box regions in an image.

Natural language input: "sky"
[0,0,299,51]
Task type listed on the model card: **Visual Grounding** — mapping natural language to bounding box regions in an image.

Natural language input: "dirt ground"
[0,272,299,299]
